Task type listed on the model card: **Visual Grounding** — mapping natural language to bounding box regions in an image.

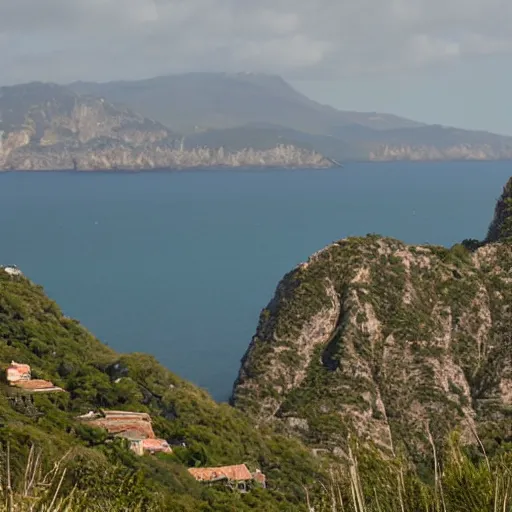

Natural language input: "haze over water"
[0,161,509,400]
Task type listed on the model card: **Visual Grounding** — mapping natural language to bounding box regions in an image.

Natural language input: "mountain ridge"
[68,72,425,135]
[0,81,332,170]
[2,74,512,169]
[67,72,512,162]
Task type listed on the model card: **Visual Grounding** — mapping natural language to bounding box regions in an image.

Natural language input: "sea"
[0,161,510,401]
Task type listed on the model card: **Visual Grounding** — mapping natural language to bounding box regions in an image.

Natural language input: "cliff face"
[0,82,333,170]
[232,179,512,459]
[5,142,332,171]
[487,179,512,243]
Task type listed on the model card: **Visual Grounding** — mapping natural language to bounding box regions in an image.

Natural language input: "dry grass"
[312,430,512,512]
[0,444,153,512]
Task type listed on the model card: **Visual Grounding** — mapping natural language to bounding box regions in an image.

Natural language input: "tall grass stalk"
[312,434,512,512]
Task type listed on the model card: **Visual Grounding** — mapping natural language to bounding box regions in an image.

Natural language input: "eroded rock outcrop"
[232,178,512,459]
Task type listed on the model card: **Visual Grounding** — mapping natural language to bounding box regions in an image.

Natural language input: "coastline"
[3,157,512,173]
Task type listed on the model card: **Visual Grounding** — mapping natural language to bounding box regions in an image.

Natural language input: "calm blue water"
[0,161,510,400]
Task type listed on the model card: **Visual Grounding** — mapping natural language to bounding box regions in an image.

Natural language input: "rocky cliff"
[232,178,512,460]
[0,82,333,170]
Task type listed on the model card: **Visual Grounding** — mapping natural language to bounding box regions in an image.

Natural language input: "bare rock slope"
[232,178,512,459]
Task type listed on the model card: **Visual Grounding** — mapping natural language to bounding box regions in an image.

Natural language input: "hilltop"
[70,72,422,136]
[232,176,512,463]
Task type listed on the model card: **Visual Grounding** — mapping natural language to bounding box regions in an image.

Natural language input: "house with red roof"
[77,409,172,456]
[6,362,65,393]
[188,464,266,491]
[130,438,172,456]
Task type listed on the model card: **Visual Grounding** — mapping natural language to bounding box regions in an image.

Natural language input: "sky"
[1,0,512,134]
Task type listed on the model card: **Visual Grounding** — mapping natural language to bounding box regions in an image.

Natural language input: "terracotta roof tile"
[15,379,63,391]
[86,419,155,439]
[142,439,172,453]
[79,410,156,439]
[188,464,253,482]
[102,411,151,420]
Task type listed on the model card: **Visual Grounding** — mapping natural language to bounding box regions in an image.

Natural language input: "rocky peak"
[486,176,512,243]
[232,181,512,460]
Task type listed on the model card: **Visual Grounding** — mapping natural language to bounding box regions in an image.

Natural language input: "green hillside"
[0,269,326,511]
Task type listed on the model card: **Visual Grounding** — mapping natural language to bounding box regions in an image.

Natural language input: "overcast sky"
[2,0,512,134]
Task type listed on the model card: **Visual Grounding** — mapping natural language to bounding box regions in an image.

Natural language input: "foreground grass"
[316,434,512,512]
[1,435,511,512]
[0,444,157,512]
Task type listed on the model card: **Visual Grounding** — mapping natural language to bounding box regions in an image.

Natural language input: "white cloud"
[0,0,511,83]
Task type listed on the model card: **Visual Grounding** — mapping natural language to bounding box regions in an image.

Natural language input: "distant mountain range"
[70,73,423,135]
[69,73,512,162]
[1,72,512,170]
[0,81,332,170]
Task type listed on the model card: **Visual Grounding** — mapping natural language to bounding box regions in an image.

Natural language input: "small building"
[130,438,172,456]
[7,362,31,383]
[13,379,66,393]
[252,469,267,488]
[6,362,65,393]
[188,464,265,492]
[77,409,172,457]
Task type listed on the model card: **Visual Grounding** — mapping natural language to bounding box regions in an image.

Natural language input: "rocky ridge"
[232,178,512,460]
[0,82,333,170]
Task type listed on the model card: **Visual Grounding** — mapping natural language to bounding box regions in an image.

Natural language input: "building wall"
[7,363,31,383]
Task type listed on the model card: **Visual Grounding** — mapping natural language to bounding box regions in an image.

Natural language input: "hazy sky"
[2,0,512,134]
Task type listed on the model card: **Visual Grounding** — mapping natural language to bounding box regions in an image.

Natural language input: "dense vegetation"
[0,269,328,510]
[3,260,512,512]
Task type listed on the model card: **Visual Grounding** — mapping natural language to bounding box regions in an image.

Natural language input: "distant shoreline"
[0,165,340,173]
[2,159,512,173]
